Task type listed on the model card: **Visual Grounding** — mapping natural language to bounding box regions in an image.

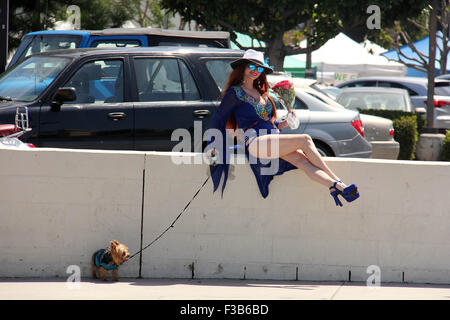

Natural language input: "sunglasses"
[248,64,264,73]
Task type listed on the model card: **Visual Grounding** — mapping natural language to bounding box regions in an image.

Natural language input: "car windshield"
[313,84,341,99]
[337,92,407,111]
[13,34,82,64]
[0,56,71,102]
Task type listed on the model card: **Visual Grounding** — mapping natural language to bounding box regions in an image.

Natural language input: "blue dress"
[207,85,297,198]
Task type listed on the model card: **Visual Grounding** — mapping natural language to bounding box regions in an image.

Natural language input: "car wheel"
[314,141,334,157]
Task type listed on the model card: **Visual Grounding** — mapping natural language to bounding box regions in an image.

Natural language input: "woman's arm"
[207,87,239,196]
[206,87,238,156]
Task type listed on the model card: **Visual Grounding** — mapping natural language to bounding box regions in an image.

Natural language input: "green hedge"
[358,109,426,133]
[393,116,418,160]
[358,109,419,160]
[441,130,450,161]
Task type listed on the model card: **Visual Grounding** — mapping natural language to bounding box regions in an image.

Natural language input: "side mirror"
[415,107,426,114]
[51,87,76,111]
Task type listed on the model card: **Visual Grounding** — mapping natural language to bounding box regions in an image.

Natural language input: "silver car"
[267,75,398,160]
[336,87,414,112]
[315,84,342,100]
[307,87,399,160]
[336,76,450,129]
[270,88,372,158]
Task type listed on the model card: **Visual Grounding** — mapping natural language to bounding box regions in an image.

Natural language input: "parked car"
[436,74,450,80]
[336,87,414,112]
[314,84,342,100]
[335,76,450,129]
[0,46,372,158]
[268,74,399,159]
[0,47,245,151]
[273,88,372,158]
[7,28,231,70]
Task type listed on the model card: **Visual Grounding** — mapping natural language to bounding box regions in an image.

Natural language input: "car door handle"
[193,109,210,118]
[107,112,126,121]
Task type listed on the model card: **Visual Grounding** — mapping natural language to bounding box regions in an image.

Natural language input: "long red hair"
[220,63,277,131]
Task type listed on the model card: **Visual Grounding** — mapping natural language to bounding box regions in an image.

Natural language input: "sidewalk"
[0,278,449,300]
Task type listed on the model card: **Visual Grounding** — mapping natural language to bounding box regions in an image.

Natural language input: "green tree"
[161,0,428,70]
[369,10,429,51]
[129,0,171,28]
[9,0,135,51]
[10,0,62,50]
[382,1,450,76]
[377,1,448,129]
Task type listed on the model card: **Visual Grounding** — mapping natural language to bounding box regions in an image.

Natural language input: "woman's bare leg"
[247,134,346,190]
[280,150,337,188]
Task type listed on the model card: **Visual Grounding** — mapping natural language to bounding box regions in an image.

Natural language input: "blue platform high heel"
[329,181,360,207]
[329,182,343,207]
[341,184,359,202]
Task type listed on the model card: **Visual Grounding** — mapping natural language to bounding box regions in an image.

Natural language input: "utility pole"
[0,0,9,74]
[426,0,438,131]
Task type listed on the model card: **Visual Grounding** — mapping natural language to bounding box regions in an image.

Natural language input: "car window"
[311,84,341,99]
[337,93,366,110]
[337,92,407,111]
[204,59,234,91]
[378,81,418,96]
[91,39,141,48]
[148,36,228,48]
[64,59,124,104]
[179,60,201,100]
[340,80,376,88]
[156,41,214,47]
[306,91,328,104]
[434,81,450,96]
[133,57,200,102]
[8,36,33,66]
[294,97,308,110]
[17,35,82,62]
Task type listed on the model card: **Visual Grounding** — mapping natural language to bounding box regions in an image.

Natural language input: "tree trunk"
[427,1,438,130]
[32,0,41,31]
[305,20,314,78]
[266,36,285,72]
[440,49,448,75]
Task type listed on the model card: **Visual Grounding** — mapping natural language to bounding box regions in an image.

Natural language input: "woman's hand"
[205,147,215,157]
[205,147,218,164]
[277,110,296,130]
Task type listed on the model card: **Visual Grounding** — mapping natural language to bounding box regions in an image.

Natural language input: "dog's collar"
[94,248,118,270]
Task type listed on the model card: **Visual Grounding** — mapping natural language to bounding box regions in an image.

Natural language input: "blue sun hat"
[230,49,273,74]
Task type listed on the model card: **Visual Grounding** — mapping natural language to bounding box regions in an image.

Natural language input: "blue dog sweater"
[93,248,118,271]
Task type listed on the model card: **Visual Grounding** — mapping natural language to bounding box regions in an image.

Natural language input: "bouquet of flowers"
[271,78,299,129]
[272,80,295,110]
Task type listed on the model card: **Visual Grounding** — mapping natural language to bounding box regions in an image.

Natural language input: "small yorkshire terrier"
[91,240,129,281]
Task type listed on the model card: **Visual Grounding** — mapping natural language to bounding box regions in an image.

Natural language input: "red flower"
[272,80,293,90]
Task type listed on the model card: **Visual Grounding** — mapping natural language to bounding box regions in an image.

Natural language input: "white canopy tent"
[360,38,388,55]
[290,33,407,84]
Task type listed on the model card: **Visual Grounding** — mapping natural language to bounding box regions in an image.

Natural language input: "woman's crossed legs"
[247,133,346,192]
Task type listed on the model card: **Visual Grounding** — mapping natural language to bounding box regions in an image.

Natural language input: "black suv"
[0,47,243,151]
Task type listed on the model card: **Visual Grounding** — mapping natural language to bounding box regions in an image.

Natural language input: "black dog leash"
[128,173,212,261]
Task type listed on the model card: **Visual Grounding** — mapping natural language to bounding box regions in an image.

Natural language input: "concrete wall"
[0,148,144,278]
[0,148,449,284]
